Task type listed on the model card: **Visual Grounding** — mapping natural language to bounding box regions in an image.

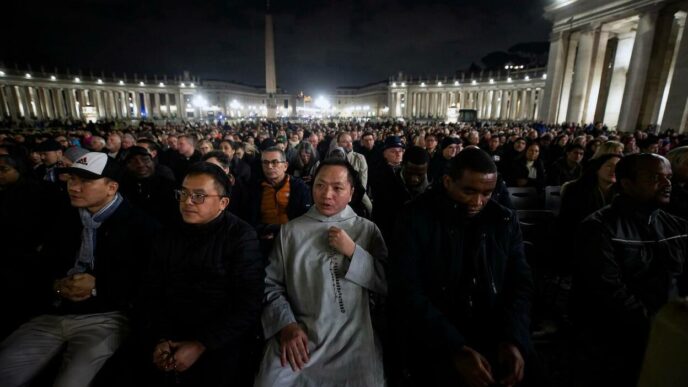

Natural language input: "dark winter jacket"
[391,185,533,360]
[572,196,687,333]
[41,199,159,316]
[142,210,264,351]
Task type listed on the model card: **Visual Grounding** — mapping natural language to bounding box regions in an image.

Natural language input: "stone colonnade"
[540,0,688,132]
[0,74,199,121]
[389,74,546,121]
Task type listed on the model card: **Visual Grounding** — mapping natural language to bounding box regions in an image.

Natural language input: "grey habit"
[255,205,387,387]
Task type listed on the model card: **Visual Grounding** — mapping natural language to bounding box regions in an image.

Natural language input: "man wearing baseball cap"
[34,138,64,183]
[429,136,463,184]
[0,152,159,387]
[370,136,406,210]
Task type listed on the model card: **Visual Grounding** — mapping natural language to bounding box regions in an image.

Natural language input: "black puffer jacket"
[142,210,264,351]
[572,196,687,333]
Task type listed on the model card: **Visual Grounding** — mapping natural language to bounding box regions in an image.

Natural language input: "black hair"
[445,147,497,180]
[565,143,585,153]
[0,154,28,176]
[136,138,160,153]
[184,162,232,197]
[403,146,430,165]
[220,139,235,150]
[615,153,665,182]
[202,151,231,171]
[312,158,358,188]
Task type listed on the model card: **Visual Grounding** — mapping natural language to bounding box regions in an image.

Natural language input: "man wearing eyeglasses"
[249,146,312,259]
[140,162,264,386]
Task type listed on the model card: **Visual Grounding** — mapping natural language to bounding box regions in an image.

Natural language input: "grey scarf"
[68,193,123,276]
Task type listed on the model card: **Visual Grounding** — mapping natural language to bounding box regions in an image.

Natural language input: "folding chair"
[507,187,540,210]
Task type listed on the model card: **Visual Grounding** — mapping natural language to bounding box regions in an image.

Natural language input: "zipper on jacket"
[480,233,497,295]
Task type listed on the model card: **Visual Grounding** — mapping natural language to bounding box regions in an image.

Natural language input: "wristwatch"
[91,288,97,297]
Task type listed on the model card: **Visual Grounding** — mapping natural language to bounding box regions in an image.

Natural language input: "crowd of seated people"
[0,117,687,387]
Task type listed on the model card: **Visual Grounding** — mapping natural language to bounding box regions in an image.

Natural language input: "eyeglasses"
[261,159,286,167]
[174,189,224,204]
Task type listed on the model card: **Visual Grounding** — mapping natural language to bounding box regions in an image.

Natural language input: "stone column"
[154,92,161,118]
[499,90,509,120]
[129,91,139,118]
[112,91,120,119]
[0,86,10,119]
[43,88,54,119]
[430,92,436,117]
[424,92,430,117]
[143,91,154,119]
[164,93,172,118]
[510,91,519,120]
[556,31,580,123]
[97,90,107,119]
[10,86,21,119]
[618,10,659,131]
[540,31,570,122]
[604,32,637,129]
[584,28,611,123]
[54,89,64,119]
[113,91,120,118]
[567,28,597,123]
[416,92,422,117]
[404,91,412,118]
[663,12,688,132]
[640,10,683,127]
[489,90,497,119]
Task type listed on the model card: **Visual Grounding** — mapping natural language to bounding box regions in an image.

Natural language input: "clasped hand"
[153,340,206,373]
[54,273,95,302]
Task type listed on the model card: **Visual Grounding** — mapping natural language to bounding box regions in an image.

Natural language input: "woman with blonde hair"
[590,140,624,160]
[198,139,214,155]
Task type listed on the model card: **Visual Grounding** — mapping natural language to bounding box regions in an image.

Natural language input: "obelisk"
[265,0,277,119]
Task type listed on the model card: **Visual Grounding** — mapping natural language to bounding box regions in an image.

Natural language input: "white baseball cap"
[58,152,122,181]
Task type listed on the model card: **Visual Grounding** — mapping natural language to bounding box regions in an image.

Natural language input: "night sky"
[3,0,551,94]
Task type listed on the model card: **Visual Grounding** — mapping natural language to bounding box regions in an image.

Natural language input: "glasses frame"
[261,159,286,167]
[174,189,225,204]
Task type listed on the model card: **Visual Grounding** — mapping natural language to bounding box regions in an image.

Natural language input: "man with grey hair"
[667,146,688,220]
[107,133,123,160]
[249,146,312,259]
[89,136,107,152]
